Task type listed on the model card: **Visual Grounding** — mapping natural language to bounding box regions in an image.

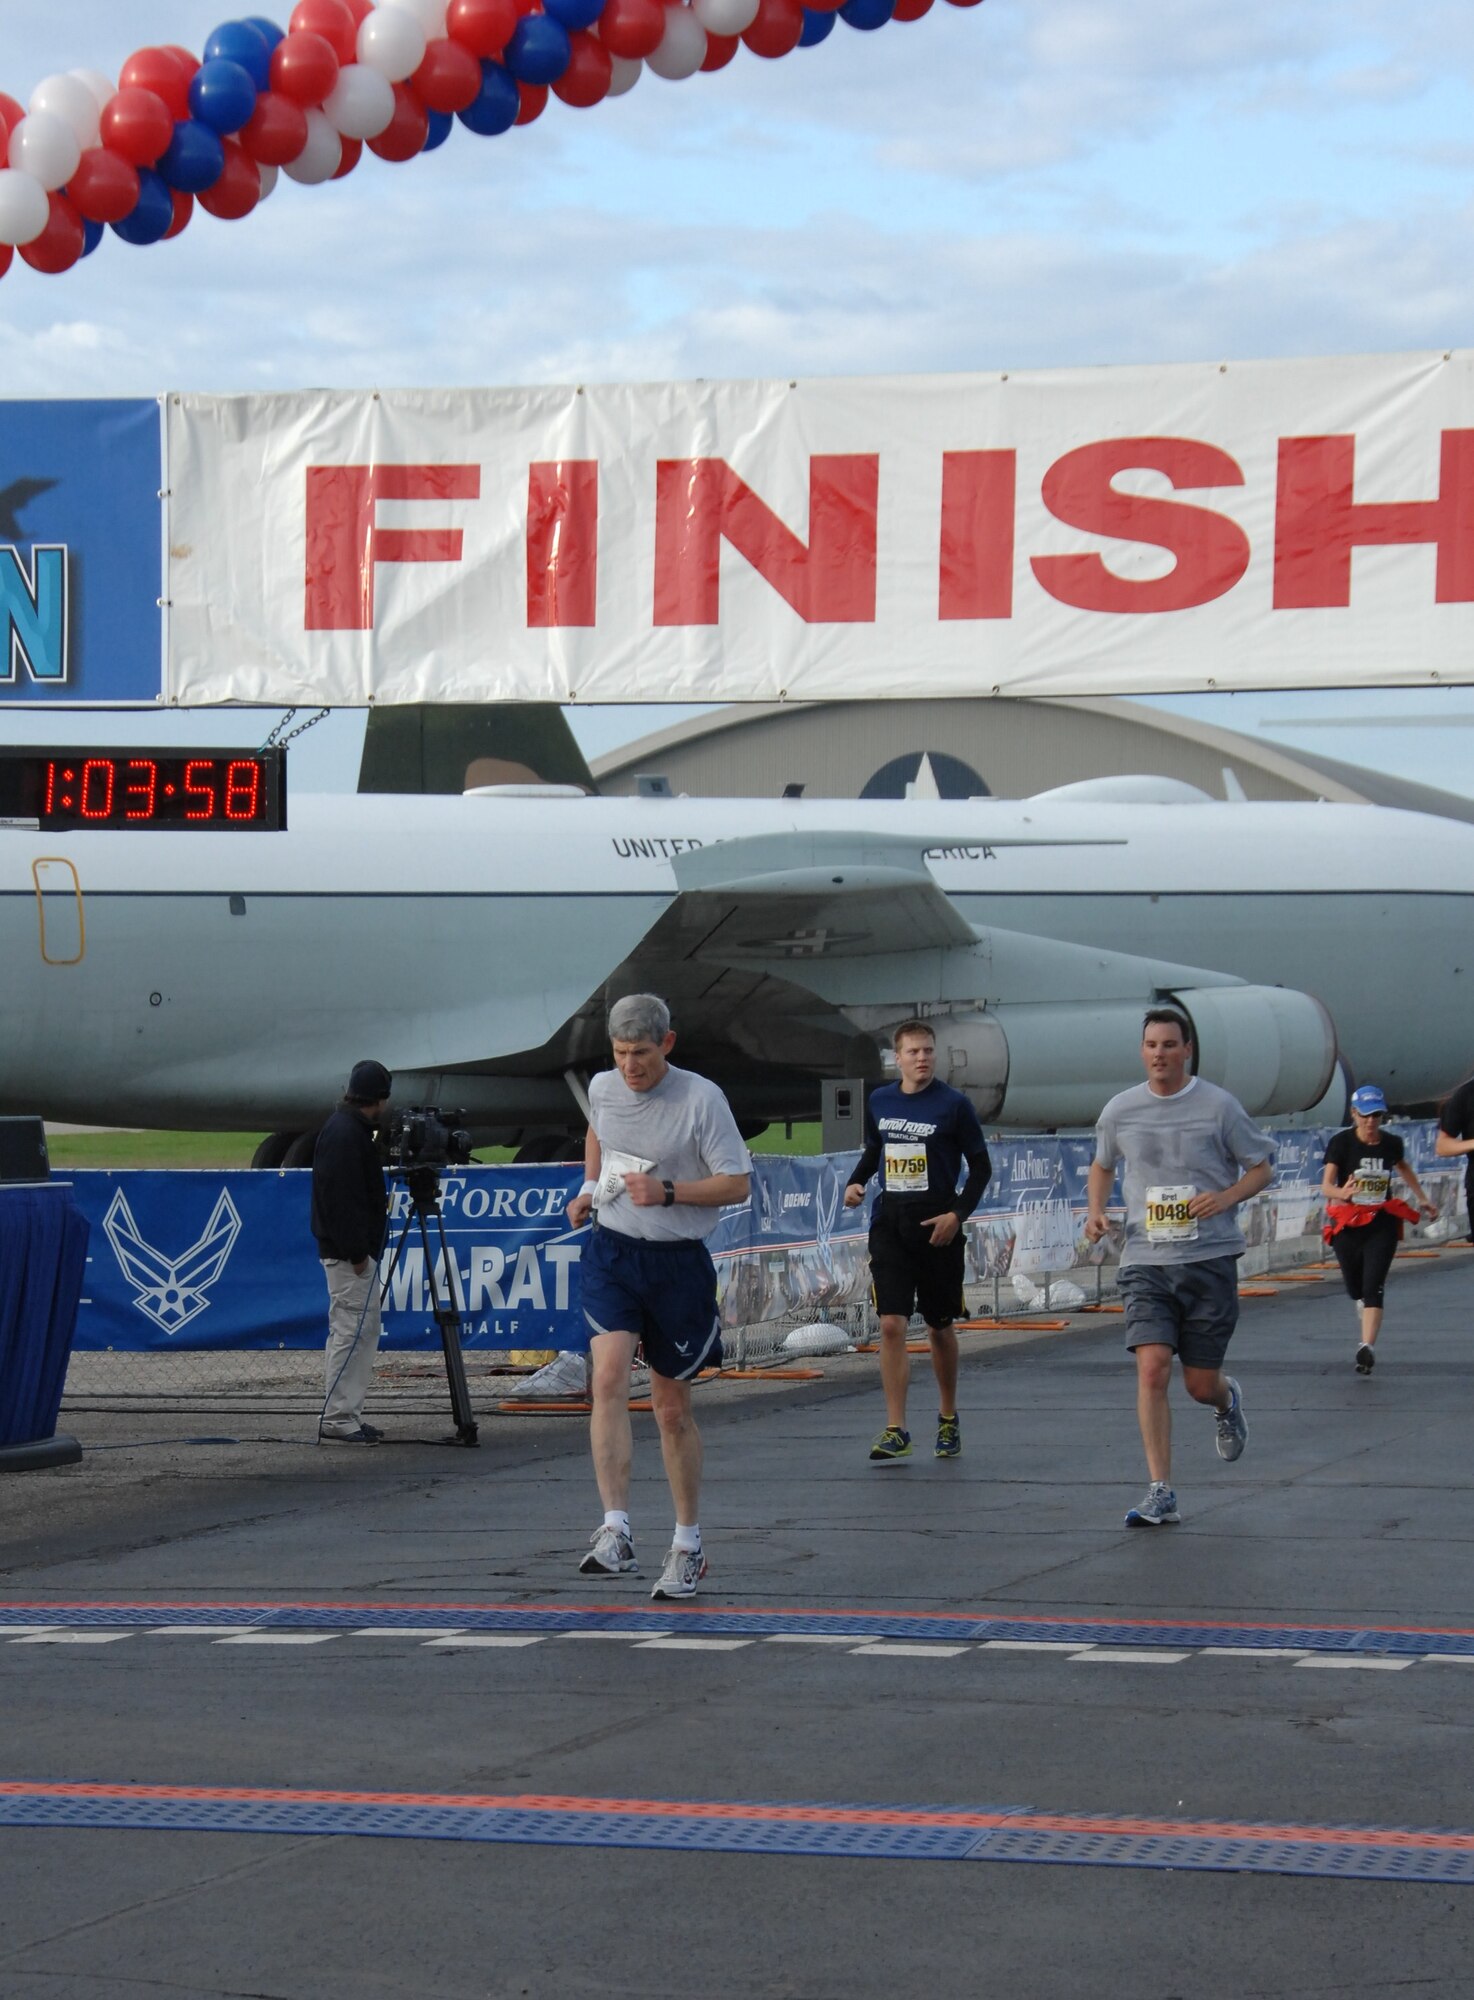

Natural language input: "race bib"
[1350,1167,1390,1207]
[883,1143,929,1194]
[1144,1184,1198,1243]
[592,1148,657,1207]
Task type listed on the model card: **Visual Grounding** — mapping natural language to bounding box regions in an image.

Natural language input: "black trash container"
[0,1183,88,1471]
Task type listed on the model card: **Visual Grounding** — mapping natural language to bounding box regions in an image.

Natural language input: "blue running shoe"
[1125,1482,1180,1526]
[869,1426,912,1461]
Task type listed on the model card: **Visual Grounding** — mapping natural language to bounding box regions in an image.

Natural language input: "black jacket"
[310,1104,389,1263]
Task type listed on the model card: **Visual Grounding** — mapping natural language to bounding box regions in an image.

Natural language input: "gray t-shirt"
[1094,1076,1273,1267]
[588,1062,751,1244]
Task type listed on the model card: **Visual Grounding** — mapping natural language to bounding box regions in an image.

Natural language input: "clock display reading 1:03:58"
[0,749,287,831]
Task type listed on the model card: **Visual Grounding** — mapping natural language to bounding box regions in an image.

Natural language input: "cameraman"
[311,1060,392,1445]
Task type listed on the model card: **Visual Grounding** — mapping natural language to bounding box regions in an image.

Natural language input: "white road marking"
[351,1628,468,1639]
[9,1631,133,1645]
[849,1643,972,1658]
[559,1630,674,1641]
[149,1626,262,1636]
[1069,1648,1192,1664]
[764,1633,876,1645]
[1421,1654,1474,1665]
[422,1634,545,1648]
[1293,1656,1413,1671]
[633,1637,753,1651]
[1197,1646,1313,1658]
[979,1640,1091,1652]
[213,1633,339,1646]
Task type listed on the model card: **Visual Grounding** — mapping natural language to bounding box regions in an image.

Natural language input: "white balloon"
[325,63,397,139]
[282,109,343,184]
[30,72,101,148]
[69,69,119,118]
[0,168,49,246]
[606,54,643,95]
[357,6,429,82]
[9,111,81,193]
[693,0,760,35]
[257,162,280,201]
[387,0,450,38]
[645,5,707,79]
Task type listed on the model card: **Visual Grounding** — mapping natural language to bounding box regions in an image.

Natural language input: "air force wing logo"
[103,1187,242,1335]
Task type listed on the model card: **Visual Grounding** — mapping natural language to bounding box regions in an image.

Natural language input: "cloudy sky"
[4,0,1474,786]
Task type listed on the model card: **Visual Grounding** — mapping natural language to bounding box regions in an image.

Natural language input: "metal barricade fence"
[59,1155,1468,1416]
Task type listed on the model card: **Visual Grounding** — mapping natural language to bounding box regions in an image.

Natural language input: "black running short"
[1330,1211,1399,1310]
[868,1203,967,1328]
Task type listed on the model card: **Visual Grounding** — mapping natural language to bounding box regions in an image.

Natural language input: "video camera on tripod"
[379,1106,478,1446]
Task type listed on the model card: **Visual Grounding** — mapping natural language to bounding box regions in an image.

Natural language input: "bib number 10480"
[1144,1185,1198,1242]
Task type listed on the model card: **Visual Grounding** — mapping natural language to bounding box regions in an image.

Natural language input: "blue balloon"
[504,15,572,84]
[423,109,453,152]
[157,119,227,193]
[111,169,174,246]
[189,58,259,135]
[839,0,893,24]
[204,20,274,89]
[81,217,104,257]
[799,7,836,41]
[243,16,287,55]
[457,61,520,135]
[544,0,606,31]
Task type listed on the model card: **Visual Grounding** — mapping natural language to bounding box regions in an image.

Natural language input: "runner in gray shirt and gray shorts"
[1086,1009,1274,1527]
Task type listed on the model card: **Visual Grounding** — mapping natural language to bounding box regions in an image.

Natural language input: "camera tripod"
[381,1166,479,1446]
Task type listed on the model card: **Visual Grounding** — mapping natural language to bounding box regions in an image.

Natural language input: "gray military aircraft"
[2,703,1470,1159]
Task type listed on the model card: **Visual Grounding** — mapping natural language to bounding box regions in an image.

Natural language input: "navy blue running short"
[1119,1256,1240,1369]
[581,1223,723,1382]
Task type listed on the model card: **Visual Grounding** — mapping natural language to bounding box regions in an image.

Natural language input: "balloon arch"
[0,0,983,276]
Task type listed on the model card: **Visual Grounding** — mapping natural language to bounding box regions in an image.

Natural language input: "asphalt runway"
[3,1252,1473,1999]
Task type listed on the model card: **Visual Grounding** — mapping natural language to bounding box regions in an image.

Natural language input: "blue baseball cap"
[1350,1084,1387,1116]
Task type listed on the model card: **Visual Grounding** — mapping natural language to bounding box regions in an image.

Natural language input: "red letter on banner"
[1273,432,1474,608]
[1031,439,1250,614]
[939,450,1016,619]
[527,462,598,628]
[304,463,481,631]
[652,455,879,625]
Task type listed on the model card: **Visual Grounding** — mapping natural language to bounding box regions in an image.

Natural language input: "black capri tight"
[1330,1211,1399,1310]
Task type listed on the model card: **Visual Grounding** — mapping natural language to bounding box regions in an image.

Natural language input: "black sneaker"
[869,1426,912,1461]
[1355,1345,1375,1375]
[934,1414,961,1459]
[319,1422,383,1445]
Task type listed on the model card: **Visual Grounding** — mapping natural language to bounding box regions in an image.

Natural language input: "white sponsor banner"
[164,352,1474,706]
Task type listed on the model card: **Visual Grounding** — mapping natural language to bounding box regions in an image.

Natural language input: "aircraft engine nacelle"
[925,984,1336,1129]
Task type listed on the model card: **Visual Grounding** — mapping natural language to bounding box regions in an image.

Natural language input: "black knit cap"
[346,1060,392,1103]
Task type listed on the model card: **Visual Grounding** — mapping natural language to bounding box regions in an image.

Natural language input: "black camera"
[382,1106,473,1175]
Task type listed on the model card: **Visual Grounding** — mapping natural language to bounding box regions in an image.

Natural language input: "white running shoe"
[579,1525,638,1575]
[650,1545,708,1599]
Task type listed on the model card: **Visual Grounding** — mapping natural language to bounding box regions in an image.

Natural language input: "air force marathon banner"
[61,1128,1454,1354]
[7,352,1474,708]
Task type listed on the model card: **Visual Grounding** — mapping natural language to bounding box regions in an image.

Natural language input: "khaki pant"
[321,1258,382,1433]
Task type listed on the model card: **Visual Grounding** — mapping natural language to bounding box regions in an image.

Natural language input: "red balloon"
[20,192,86,275]
[197,140,262,219]
[700,29,738,67]
[891,0,934,16]
[552,31,612,106]
[597,0,665,57]
[240,90,311,164]
[447,0,519,56]
[331,135,364,178]
[0,244,13,281]
[288,0,359,64]
[162,46,202,77]
[165,190,194,240]
[342,0,374,22]
[514,81,547,123]
[100,88,176,167]
[68,147,142,224]
[414,37,483,113]
[120,48,194,120]
[271,30,342,105]
[742,0,804,57]
[367,83,429,160]
[0,93,24,136]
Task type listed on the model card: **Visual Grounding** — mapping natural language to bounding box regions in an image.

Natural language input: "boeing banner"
[0,400,163,707]
[60,1131,1459,1354]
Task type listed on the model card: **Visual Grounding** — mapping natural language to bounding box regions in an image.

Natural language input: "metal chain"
[257,707,331,752]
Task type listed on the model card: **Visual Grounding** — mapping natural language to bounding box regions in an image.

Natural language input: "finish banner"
[165,351,1474,705]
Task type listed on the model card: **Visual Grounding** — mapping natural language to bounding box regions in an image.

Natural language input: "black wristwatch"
[662,1179,676,1206]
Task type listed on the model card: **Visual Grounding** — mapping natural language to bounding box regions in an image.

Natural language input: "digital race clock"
[0,748,287,831]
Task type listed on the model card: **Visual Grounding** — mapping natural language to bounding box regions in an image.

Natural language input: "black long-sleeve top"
[310,1103,389,1263]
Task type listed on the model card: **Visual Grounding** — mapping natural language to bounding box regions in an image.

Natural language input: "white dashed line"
[558,1629,675,1641]
[1069,1647,1193,1664]
[764,1633,876,1645]
[1198,1646,1313,1658]
[8,1631,133,1645]
[849,1643,972,1658]
[634,1637,754,1651]
[422,1634,545,1648]
[1293,1656,1414,1672]
[980,1640,1092,1653]
[352,1628,469,1639]
[213,1633,339,1646]
[149,1626,262,1637]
